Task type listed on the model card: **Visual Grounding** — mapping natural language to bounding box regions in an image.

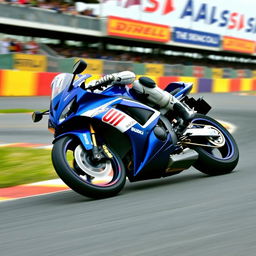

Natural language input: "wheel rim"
[191,118,235,160]
[74,145,112,178]
[64,139,122,187]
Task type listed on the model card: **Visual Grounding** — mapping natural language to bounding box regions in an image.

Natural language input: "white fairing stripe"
[81,98,160,132]
[102,108,137,132]
[81,99,120,118]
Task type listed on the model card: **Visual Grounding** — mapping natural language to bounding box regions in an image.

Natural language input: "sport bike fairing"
[35,60,239,199]
[50,75,177,178]
[82,97,176,176]
[164,81,193,99]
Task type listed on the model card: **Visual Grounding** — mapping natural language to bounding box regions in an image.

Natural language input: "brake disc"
[74,145,112,178]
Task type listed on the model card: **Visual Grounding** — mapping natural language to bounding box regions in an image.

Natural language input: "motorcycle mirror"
[73,59,87,74]
[32,111,43,123]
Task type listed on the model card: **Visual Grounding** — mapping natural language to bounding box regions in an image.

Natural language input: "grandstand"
[1,0,256,79]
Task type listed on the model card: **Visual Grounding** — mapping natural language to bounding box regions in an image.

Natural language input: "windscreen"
[51,73,73,99]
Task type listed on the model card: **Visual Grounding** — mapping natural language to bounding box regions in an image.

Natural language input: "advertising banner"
[212,68,223,79]
[192,66,205,78]
[164,64,184,76]
[103,60,133,74]
[98,0,256,41]
[14,54,47,72]
[173,27,220,48]
[145,63,164,76]
[82,58,103,74]
[108,16,170,42]
[223,37,255,54]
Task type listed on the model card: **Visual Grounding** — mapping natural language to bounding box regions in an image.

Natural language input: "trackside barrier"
[0,70,256,96]
[2,54,256,79]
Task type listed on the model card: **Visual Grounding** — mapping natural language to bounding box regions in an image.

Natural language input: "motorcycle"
[32,59,239,199]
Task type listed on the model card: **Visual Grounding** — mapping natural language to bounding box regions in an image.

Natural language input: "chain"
[181,139,222,148]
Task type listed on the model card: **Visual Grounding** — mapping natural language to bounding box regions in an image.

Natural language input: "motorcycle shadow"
[123,171,205,193]
[29,169,237,205]
[123,168,237,194]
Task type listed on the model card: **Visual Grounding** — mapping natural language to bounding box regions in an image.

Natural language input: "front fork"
[89,124,113,163]
[53,123,112,162]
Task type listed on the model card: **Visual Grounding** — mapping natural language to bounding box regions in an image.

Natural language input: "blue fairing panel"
[53,130,93,150]
[165,82,192,99]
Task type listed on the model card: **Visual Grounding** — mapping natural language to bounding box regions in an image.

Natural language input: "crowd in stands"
[0,0,98,17]
[1,37,256,70]
[50,44,149,62]
[48,44,256,70]
[0,38,39,54]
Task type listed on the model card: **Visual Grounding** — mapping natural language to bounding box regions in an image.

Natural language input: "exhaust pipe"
[165,148,198,173]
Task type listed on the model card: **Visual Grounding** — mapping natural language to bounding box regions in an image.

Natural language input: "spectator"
[0,0,99,17]
[25,39,39,54]
[0,38,10,54]
[14,39,23,52]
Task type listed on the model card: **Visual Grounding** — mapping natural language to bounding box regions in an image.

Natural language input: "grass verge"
[0,109,39,114]
[0,147,58,188]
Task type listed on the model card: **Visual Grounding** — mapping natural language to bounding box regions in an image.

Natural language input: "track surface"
[0,93,256,256]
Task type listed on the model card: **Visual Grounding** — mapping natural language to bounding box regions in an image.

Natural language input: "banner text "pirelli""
[108,16,170,43]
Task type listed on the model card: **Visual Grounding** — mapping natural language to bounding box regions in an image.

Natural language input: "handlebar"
[86,75,117,91]
[84,71,135,91]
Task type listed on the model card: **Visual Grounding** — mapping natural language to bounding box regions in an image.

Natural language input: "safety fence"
[0,69,256,96]
[1,54,256,79]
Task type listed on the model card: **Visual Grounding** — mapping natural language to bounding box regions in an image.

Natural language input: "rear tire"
[190,114,239,175]
[52,136,126,199]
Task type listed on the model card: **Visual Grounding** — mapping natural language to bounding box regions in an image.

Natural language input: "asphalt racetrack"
[0,93,256,256]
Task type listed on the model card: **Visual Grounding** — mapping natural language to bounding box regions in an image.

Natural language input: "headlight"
[59,99,76,123]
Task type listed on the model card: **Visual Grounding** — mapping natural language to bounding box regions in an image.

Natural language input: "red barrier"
[36,72,59,96]
[253,79,256,90]
[0,70,3,95]
[0,70,255,96]
[158,76,180,89]
[230,79,241,92]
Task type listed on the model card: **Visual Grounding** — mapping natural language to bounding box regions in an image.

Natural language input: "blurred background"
[1,2,256,256]
[1,0,256,97]
[1,0,256,188]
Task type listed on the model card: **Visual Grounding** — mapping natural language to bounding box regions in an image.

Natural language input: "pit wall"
[0,69,256,96]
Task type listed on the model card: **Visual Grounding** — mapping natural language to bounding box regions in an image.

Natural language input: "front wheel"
[188,114,239,175]
[51,136,126,199]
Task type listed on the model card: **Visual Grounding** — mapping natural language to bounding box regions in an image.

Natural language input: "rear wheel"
[52,136,126,199]
[189,114,239,175]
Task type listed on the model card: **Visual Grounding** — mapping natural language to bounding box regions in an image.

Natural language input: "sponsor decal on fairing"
[102,109,137,132]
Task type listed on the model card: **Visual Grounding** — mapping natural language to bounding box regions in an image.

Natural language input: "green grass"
[0,147,58,188]
[243,91,256,95]
[0,109,36,113]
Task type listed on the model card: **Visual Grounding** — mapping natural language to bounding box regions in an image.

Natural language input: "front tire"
[190,114,239,175]
[52,136,126,199]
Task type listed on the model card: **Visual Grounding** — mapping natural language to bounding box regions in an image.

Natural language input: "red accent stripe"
[103,109,115,122]
[113,115,125,126]
[110,113,123,124]
[0,185,70,199]
[2,143,48,148]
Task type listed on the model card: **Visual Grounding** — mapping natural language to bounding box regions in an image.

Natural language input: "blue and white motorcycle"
[33,60,239,199]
